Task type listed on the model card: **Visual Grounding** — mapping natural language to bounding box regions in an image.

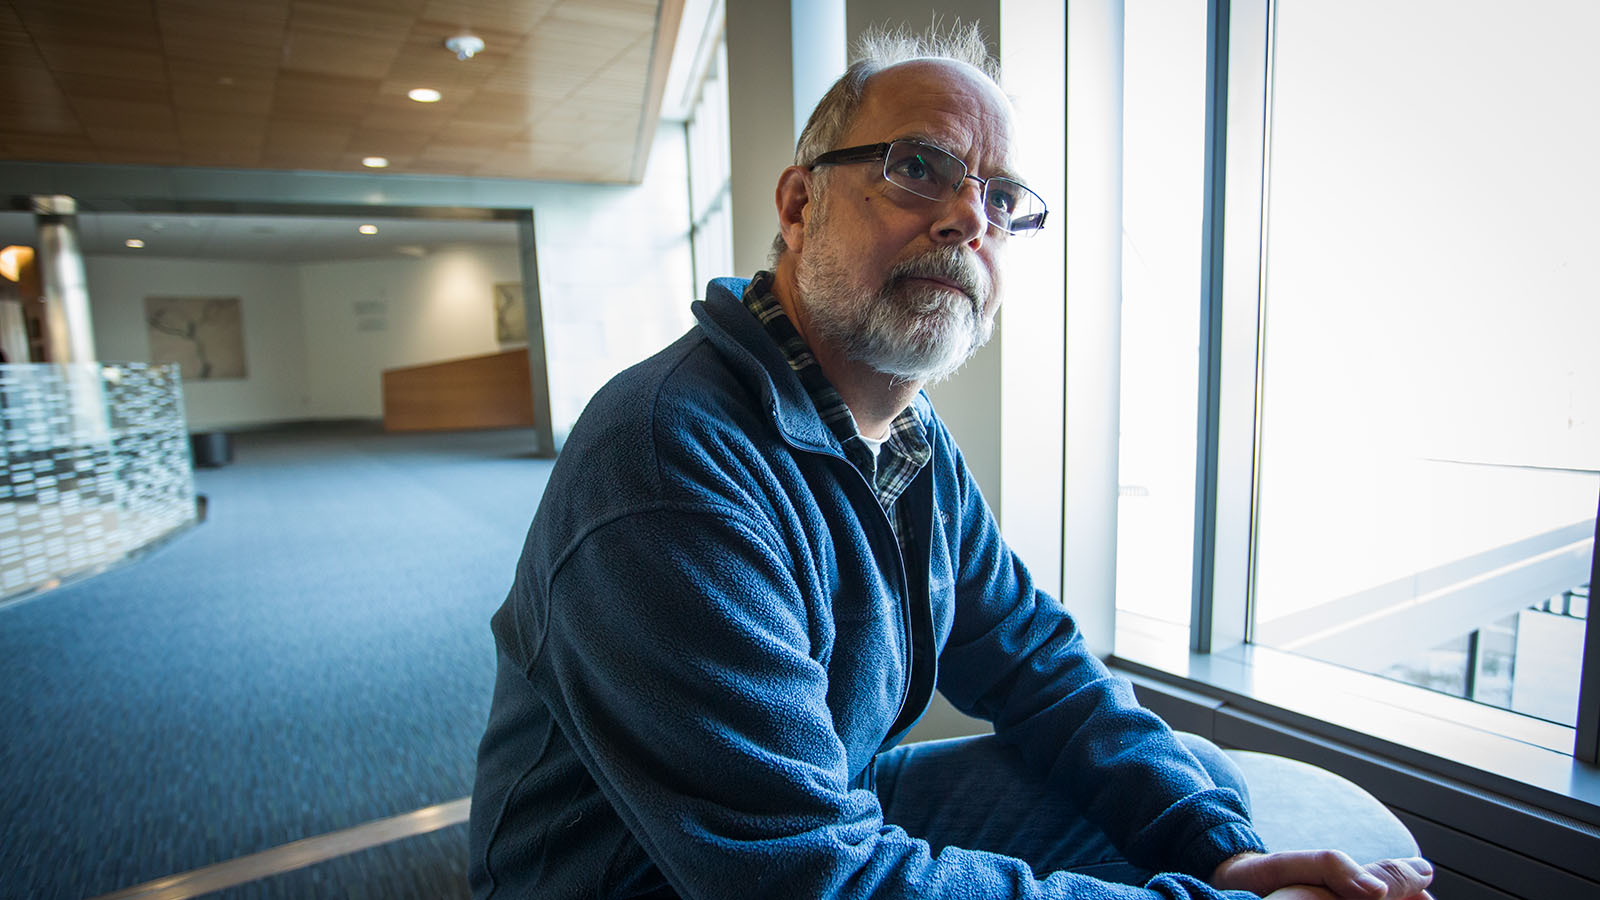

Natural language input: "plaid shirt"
[742,272,931,545]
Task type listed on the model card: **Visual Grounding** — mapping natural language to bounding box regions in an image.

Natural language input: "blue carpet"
[0,423,553,899]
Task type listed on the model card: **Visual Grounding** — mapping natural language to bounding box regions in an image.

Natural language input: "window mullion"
[1191,0,1270,655]
[1190,0,1229,654]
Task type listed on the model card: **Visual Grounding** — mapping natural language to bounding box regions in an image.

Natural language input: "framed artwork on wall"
[144,296,248,380]
[494,282,527,344]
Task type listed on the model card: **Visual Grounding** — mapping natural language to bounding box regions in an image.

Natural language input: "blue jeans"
[872,732,1251,885]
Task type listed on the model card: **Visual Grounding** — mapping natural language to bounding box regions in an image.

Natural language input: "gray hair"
[768,23,1001,265]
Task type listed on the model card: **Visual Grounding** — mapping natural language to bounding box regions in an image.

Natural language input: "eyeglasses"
[808,139,1048,236]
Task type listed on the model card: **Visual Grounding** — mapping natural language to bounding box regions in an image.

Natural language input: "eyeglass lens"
[881,141,1045,234]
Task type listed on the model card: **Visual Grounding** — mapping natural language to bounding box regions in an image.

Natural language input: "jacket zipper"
[842,456,916,749]
[788,437,917,750]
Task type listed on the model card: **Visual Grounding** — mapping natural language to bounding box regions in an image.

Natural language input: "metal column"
[33,195,96,363]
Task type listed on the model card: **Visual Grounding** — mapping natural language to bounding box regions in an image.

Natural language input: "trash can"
[190,432,233,468]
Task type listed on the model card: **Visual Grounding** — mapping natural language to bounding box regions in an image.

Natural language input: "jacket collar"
[692,276,933,455]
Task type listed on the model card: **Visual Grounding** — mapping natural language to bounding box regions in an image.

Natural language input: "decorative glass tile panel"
[0,363,196,603]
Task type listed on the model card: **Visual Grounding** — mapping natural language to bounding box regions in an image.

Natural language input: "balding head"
[765,29,1017,389]
[770,24,1006,264]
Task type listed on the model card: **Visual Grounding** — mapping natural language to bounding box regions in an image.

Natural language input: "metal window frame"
[1190,0,1270,655]
[1189,0,1230,654]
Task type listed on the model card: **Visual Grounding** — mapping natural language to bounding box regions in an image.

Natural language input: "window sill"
[1111,614,1600,831]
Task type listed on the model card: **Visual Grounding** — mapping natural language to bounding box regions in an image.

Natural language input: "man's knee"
[1175,732,1251,814]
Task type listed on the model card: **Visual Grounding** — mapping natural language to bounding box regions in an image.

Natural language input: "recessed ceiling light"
[362,156,389,168]
[408,88,442,103]
[358,225,379,235]
[125,239,145,248]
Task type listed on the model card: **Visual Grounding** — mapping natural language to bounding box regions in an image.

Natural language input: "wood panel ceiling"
[0,0,683,183]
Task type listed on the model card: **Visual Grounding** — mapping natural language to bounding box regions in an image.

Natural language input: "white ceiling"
[0,209,518,263]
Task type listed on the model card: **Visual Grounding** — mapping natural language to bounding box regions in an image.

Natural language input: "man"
[469,28,1434,900]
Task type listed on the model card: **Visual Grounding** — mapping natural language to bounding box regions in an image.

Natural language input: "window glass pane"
[1252,0,1599,726]
[686,41,733,298]
[1116,0,1207,628]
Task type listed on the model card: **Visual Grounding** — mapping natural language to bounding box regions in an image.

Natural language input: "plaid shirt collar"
[741,272,931,524]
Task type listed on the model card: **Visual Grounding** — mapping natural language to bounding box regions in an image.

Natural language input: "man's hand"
[1211,850,1435,899]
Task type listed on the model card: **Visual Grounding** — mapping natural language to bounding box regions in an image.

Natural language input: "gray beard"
[796,246,995,384]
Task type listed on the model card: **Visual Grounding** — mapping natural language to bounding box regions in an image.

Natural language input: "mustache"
[887,249,989,309]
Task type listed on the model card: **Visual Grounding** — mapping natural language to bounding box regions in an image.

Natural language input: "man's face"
[793,59,1017,384]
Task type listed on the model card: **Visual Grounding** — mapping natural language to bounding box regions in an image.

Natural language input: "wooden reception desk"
[381,348,536,432]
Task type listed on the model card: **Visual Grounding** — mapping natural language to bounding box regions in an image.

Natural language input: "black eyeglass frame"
[807,140,1048,235]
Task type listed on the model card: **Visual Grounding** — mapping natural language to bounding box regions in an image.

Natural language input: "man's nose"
[933,177,989,246]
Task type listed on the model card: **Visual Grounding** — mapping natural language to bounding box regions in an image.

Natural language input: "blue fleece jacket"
[469,278,1264,899]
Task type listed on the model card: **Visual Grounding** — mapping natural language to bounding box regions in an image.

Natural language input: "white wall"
[297,245,522,420]
[86,247,525,429]
[85,256,310,431]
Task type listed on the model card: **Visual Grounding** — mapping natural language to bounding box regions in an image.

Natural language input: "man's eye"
[891,155,937,183]
[987,187,1018,213]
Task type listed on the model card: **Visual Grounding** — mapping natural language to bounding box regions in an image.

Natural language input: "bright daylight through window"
[1117,0,1597,741]
[1250,0,1597,729]
[1116,0,1205,635]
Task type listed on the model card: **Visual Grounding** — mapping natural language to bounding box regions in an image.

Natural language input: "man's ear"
[775,165,812,255]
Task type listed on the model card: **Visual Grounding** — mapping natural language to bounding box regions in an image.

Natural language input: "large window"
[1252,0,1598,730]
[1116,0,1599,764]
[684,40,733,300]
